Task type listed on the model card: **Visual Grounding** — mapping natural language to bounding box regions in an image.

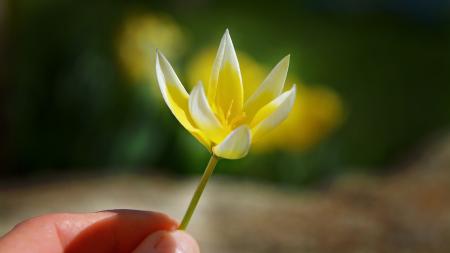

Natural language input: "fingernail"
[133,230,200,253]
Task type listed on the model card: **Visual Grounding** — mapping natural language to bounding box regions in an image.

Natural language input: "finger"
[0,210,178,253]
[133,230,200,253]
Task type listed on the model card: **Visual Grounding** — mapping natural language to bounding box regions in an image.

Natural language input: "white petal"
[213,125,251,159]
[251,85,296,141]
[208,30,227,97]
[156,50,189,102]
[244,55,290,117]
[208,29,243,107]
[221,29,242,83]
[189,82,226,143]
[156,50,212,149]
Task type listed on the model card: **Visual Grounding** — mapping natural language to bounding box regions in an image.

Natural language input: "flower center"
[214,99,247,131]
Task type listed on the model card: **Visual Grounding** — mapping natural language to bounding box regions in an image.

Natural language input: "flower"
[155,29,296,159]
[188,49,344,152]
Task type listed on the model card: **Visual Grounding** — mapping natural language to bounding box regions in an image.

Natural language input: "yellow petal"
[155,50,211,148]
[212,125,251,159]
[189,82,227,143]
[250,85,296,141]
[244,55,290,119]
[208,29,244,121]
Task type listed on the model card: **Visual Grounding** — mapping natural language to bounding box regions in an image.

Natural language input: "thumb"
[133,230,200,253]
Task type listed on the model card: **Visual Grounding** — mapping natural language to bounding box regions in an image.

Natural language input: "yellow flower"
[187,48,345,153]
[155,30,296,159]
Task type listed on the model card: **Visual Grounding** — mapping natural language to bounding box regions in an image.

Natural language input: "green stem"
[179,155,219,230]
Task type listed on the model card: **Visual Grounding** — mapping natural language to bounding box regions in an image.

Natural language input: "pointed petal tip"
[288,84,297,100]
[281,54,291,65]
[192,80,206,97]
[222,29,234,45]
[286,85,297,108]
[156,50,167,62]
[221,29,230,41]
[225,31,232,42]
[218,28,234,50]
[191,81,206,96]
[191,82,200,93]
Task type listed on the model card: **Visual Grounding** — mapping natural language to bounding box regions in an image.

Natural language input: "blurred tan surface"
[1,135,450,253]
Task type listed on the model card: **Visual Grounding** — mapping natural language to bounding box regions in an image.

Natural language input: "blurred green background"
[1,0,449,186]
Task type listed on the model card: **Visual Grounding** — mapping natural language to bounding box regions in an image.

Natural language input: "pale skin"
[0,210,200,253]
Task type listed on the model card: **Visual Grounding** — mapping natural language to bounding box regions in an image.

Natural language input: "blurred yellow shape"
[117,13,186,86]
[255,84,344,152]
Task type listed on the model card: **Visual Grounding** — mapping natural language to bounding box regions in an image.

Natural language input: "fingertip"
[171,231,200,253]
[133,230,200,253]
[97,209,179,230]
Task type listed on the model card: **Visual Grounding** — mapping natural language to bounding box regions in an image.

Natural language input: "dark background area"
[1,0,449,186]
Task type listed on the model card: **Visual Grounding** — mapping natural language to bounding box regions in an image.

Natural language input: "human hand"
[0,210,200,253]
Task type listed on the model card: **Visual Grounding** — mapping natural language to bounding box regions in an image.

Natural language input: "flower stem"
[179,155,219,230]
